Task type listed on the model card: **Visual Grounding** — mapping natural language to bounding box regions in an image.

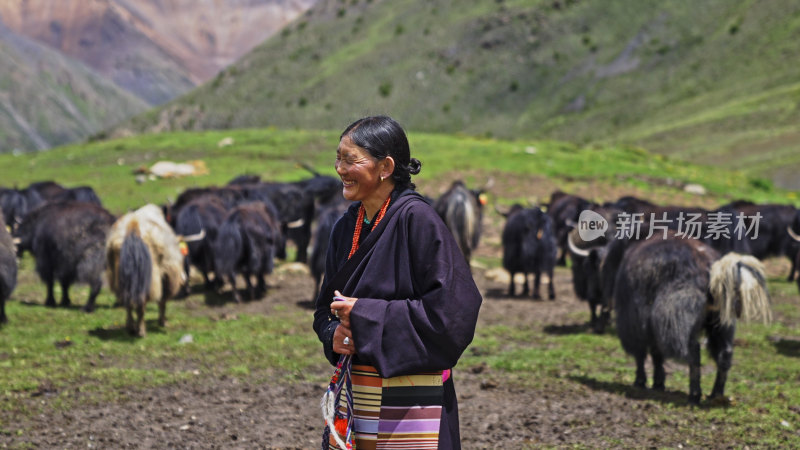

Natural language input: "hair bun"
[408,158,422,175]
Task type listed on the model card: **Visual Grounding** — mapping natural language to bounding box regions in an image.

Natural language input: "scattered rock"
[484,267,510,284]
[683,183,706,195]
[480,379,499,390]
[275,262,309,275]
[54,339,72,349]
[470,362,488,374]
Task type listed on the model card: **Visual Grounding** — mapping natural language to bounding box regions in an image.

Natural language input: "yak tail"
[118,220,152,308]
[446,191,475,259]
[214,219,243,274]
[709,253,771,327]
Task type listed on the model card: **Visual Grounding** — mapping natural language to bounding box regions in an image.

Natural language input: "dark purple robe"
[313,189,482,449]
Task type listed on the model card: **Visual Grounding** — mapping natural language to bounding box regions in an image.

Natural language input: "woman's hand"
[332,323,355,355]
[330,290,358,328]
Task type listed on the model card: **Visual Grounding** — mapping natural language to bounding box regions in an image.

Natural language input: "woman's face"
[335,135,382,202]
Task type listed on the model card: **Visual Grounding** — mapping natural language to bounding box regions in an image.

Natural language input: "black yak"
[717,201,798,280]
[233,181,314,263]
[546,191,592,266]
[52,185,103,206]
[27,181,67,201]
[165,185,246,227]
[433,180,488,265]
[615,236,771,404]
[212,202,282,303]
[0,215,17,324]
[106,204,185,337]
[788,219,800,293]
[0,186,44,231]
[15,201,115,311]
[501,205,557,299]
[173,196,228,296]
[309,198,350,298]
[226,168,344,264]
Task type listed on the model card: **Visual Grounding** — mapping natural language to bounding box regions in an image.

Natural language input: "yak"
[212,202,282,303]
[500,205,557,300]
[106,204,185,337]
[173,196,228,296]
[15,201,115,311]
[433,180,488,265]
[716,201,798,280]
[0,186,44,231]
[0,215,17,324]
[230,181,315,263]
[309,197,351,298]
[546,191,592,266]
[52,185,103,206]
[27,181,67,201]
[614,235,771,404]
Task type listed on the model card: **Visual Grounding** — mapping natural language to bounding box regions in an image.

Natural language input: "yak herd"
[1,175,799,403]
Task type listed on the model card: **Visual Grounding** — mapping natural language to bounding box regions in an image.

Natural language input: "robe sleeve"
[312,215,347,366]
[349,205,482,378]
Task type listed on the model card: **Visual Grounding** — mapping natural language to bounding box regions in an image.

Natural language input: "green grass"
[2,128,793,217]
[1,255,320,416]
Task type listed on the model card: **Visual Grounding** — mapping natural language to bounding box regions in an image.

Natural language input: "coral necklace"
[348,196,391,259]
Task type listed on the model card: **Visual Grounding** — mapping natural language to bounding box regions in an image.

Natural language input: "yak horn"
[179,229,206,242]
[788,226,800,242]
[287,218,305,229]
[494,203,512,218]
[567,232,591,257]
[297,162,321,177]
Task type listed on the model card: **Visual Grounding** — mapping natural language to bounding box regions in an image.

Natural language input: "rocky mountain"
[0,0,315,105]
[0,0,315,151]
[0,22,147,151]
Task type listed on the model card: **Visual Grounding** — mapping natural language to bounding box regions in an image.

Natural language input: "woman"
[313,115,482,449]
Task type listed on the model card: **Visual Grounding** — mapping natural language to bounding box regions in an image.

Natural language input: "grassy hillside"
[1,128,796,216]
[118,0,800,189]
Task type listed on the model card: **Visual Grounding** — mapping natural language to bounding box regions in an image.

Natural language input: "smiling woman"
[314,115,483,449]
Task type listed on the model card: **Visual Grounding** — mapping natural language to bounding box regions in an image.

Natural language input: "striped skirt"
[340,365,444,450]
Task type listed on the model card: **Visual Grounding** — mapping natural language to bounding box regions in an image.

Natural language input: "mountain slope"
[0,0,316,105]
[118,0,800,189]
[0,23,147,151]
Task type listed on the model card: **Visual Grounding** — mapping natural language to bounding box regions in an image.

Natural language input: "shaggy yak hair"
[14,201,115,311]
[106,204,185,337]
[615,237,771,404]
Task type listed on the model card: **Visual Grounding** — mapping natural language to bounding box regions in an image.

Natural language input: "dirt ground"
[5,258,797,449]
[2,176,798,449]
[0,265,640,449]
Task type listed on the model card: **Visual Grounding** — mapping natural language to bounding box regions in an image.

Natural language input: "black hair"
[341,115,421,191]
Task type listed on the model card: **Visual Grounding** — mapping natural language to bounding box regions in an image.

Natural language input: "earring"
[380,176,385,182]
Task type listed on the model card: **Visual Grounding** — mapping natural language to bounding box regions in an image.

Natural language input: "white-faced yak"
[614,236,771,404]
[106,204,185,337]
